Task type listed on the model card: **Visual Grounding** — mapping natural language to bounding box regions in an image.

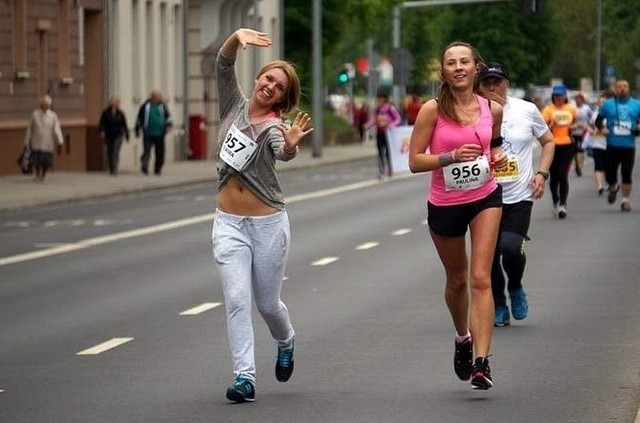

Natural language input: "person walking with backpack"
[135,91,173,175]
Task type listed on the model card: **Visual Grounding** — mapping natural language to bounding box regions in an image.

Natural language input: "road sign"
[605,64,616,79]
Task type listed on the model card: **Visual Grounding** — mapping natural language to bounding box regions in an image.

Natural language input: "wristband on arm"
[438,149,458,167]
[490,136,504,148]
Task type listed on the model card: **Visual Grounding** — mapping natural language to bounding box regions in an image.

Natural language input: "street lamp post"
[312,0,323,158]
[595,0,602,92]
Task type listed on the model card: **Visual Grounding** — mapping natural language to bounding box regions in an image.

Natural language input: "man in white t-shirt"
[479,62,555,327]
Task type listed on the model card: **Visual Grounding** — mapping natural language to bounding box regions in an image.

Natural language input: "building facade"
[0,0,106,175]
[0,0,281,175]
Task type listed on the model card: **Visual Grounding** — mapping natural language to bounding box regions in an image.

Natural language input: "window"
[58,0,71,79]
[12,0,27,75]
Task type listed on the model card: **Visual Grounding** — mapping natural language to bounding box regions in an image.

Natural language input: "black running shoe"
[471,357,493,390]
[275,341,295,382]
[226,375,255,403]
[608,186,618,204]
[453,336,473,381]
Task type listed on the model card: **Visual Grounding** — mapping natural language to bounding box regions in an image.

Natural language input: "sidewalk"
[0,142,378,213]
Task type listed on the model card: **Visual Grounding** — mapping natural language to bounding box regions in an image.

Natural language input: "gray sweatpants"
[212,209,295,381]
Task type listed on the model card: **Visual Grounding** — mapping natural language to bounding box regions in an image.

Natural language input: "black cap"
[479,62,509,81]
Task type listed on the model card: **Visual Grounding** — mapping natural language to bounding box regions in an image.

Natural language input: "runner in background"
[595,79,640,212]
[541,85,577,219]
[572,92,593,177]
[479,62,555,327]
[583,92,611,196]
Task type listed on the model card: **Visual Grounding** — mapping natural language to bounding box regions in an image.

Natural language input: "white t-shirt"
[573,103,593,137]
[583,106,607,150]
[499,97,549,204]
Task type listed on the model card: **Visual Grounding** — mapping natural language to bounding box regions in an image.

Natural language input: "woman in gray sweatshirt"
[212,28,313,403]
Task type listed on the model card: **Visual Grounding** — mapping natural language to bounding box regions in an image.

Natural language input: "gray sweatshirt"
[216,52,294,210]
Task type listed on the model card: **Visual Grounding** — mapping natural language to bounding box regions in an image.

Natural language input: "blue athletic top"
[597,97,640,148]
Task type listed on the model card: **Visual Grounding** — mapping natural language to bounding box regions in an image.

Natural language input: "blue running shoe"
[510,288,529,320]
[494,305,511,327]
[226,375,255,403]
[275,341,295,382]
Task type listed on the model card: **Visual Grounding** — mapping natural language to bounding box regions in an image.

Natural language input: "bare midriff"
[216,176,278,216]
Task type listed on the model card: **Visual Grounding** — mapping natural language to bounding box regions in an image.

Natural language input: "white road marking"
[93,219,114,226]
[0,389,3,393]
[34,243,77,249]
[356,242,379,250]
[311,257,339,266]
[0,214,214,267]
[392,228,412,236]
[0,221,31,228]
[76,338,134,355]
[164,195,187,202]
[43,220,62,227]
[286,180,379,203]
[0,178,385,268]
[179,302,222,315]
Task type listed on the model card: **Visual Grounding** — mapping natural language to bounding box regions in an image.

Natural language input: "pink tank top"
[428,95,498,206]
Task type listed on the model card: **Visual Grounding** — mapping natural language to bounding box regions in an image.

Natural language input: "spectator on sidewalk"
[353,101,370,143]
[24,95,64,182]
[135,91,173,176]
[406,92,423,125]
[99,96,130,176]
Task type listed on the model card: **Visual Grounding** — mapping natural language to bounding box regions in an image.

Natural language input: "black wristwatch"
[536,170,549,181]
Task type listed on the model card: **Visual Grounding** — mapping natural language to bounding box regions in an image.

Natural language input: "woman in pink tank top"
[408,41,507,391]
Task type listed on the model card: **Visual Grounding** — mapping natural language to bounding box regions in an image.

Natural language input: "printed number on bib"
[612,122,632,136]
[443,155,491,191]
[219,124,258,171]
[494,154,520,183]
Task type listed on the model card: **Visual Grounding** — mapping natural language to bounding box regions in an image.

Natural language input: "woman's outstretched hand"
[279,112,314,150]
[236,28,272,50]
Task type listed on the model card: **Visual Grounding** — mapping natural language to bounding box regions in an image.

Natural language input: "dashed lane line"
[76,338,134,355]
[179,302,223,316]
[311,257,340,266]
[0,179,387,268]
[356,242,379,250]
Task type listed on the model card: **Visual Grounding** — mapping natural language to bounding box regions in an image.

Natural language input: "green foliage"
[283,0,640,99]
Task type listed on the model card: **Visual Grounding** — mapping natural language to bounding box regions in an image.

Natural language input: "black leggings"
[549,144,574,206]
[375,130,392,176]
[492,231,527,307]
[605,146,635,186]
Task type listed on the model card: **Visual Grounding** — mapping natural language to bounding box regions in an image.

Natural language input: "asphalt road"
[1,158,639,423]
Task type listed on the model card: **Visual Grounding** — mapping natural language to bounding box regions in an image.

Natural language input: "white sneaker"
[558,205,567,219]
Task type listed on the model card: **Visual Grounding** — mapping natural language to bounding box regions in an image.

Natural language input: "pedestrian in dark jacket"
[135,91,173,175]
[99,96,130,175]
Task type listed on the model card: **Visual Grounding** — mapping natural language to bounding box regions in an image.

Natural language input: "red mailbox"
[188,114,208,159]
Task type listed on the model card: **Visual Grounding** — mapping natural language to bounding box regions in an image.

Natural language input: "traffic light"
[337,69,350,85]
